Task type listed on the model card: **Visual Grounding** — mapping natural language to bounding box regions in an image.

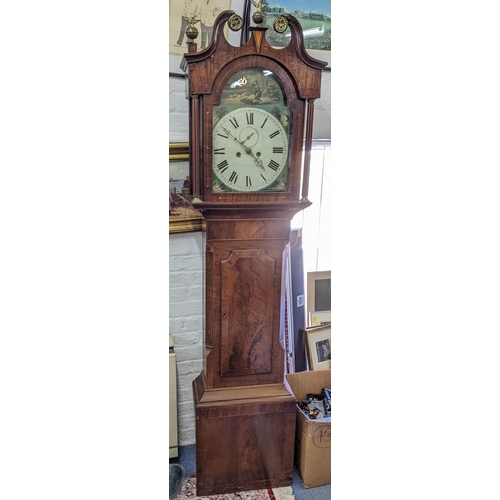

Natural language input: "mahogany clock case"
[181,10,327,496]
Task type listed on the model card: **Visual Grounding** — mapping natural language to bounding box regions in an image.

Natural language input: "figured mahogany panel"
[204,234,286,389]
[220,249,275,377]
[194,386,296,496]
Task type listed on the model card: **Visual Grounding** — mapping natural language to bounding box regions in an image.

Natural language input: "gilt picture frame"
[169,143,204,234]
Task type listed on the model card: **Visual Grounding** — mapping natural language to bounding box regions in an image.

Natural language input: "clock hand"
[221,127,265,169]
[221,126,253,154]
[252,154,264,170]
[240,132,254,145]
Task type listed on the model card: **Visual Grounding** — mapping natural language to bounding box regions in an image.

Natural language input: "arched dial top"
[212,66,291,193]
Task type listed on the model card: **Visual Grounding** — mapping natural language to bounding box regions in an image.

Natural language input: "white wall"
[169,77,189,142]
[169,231,204,446]
[169,70,331,446]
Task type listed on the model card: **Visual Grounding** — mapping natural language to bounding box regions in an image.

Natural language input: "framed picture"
[306,324,331,370]
[306,270,331,326]
[309,310,331,327]
[169,143,204,233]
[244,0,331,68]
[169,0,246,76]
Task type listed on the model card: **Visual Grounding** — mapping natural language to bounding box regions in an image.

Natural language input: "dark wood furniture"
[181,10,326,495]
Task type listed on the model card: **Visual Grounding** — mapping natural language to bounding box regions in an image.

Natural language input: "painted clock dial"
[212,67,291,193]
[212,107,288,192]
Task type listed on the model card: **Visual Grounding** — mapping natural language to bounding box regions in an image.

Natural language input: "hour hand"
[222,127,247,151]
[241,132,254,145]
[223,127,257,156]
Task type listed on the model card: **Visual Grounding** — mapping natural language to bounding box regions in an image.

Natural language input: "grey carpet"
[169,464,185,499]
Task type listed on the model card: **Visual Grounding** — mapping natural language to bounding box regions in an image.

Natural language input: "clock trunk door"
[220,249,275,378]
[205,234,286,390]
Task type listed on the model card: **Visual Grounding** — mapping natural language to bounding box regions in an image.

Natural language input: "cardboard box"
[285,370,331,488]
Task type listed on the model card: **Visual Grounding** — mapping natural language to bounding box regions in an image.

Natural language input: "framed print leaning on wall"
[306,324,331,370]
[169,143,204,233]
[169,0,246,75]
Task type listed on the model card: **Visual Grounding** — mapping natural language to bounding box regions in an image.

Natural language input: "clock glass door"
[212,68,291,193]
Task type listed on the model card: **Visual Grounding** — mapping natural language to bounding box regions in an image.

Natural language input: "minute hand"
[222,126,264,169]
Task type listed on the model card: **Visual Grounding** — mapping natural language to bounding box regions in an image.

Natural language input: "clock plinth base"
[192,371,296,496]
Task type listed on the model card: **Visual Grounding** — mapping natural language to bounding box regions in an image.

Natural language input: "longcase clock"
[180,8,326,496]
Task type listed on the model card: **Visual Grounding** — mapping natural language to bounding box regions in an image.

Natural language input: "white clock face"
[212,107,289,192]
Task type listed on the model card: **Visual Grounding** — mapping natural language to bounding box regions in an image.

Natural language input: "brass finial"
[250,0,267,25]
[183,16,200,41]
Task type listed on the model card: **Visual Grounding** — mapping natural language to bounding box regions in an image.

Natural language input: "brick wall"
[169,231,204,445]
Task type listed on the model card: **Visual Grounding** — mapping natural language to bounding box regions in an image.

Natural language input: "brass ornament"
[250,0,267,25]
[228,13,243,31]
[252,10,265,25]
[273,16,288,34]
[185,25,199,40]
[183,16,200,41]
